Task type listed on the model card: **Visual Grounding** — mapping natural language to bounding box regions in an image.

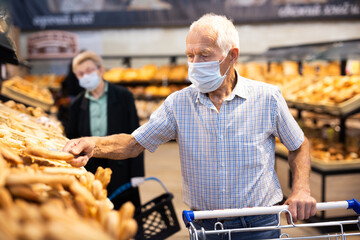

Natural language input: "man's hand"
[286,137,316,222]
[63,137,96,167]
[284,190,317,223]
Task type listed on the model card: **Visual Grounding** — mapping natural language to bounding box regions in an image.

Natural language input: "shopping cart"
[182,199,360,240]
[109,177,180,240]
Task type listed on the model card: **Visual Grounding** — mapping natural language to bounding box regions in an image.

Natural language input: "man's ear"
[229,48,239,64]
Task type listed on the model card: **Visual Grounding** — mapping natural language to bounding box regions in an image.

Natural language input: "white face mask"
[188,52,231,93]
[79,71,100,91]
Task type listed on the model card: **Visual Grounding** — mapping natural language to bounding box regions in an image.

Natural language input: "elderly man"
[64,14,316,239]
[65,50,144,211]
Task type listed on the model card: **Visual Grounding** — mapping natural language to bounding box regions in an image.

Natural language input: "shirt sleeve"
[132,97,177,152]
[273,89,304,151]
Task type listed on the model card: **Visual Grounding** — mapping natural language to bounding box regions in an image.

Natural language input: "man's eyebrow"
[185,48,213,55]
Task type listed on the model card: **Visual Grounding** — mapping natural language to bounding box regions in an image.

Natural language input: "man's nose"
[193,56,203,63]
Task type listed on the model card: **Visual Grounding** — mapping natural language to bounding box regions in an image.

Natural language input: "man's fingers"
[287,201,298,222]
[63,138,94,168]
[297,202,305,221]
[70,140,87,155]
[304,201,313,219]
[310,202,317,217]
[69,156,89,168]
[63,140,77,152]
[63,139,92,157]
[285,197,317,223]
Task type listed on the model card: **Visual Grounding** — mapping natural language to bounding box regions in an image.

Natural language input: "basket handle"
[108,176,168,200]
[182,199,360,227]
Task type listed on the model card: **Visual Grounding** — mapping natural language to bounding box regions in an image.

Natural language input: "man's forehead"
[187,26,217,42]
[186,29,218,51]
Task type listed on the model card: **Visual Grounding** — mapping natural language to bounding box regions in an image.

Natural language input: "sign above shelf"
[7,0,360,30]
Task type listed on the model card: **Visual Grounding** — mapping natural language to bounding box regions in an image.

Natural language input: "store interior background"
[15,20,360,75]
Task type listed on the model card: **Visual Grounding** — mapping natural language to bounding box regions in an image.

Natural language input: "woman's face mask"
[79,71,101,91]
[188,52,231,93]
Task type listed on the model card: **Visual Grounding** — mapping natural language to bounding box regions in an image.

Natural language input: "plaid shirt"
[132,72,304,210]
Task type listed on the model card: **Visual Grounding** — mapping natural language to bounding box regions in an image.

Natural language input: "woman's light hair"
[72,50,103,71]
[189,13,240,56]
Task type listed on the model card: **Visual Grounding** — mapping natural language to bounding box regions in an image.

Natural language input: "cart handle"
[108,177,169,200]
[182,198,360,227]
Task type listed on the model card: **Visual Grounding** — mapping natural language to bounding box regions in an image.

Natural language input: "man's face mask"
[79,71,100,91]
[188,51,231,93]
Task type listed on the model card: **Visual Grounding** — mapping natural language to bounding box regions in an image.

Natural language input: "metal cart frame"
[183,199,360,240]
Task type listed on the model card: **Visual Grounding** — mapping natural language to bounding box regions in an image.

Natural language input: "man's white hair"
[189,13,240,56]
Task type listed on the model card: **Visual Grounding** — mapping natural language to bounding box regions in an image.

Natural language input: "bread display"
[1,77,55,111]
[238,60,360,165]
[122,68,140,82]
[0,101,138,240]
[138,64,158,81]
[153,65,172,82]
[135,99,164,125]
[168,64,188,82]
[284,75,360,105]
[282,61,299,76]
[310,138,359,162]
[103,68,124,83]
[346,60,360,75]
[24,74,65,91]
[236,61,359,106]
[126,84,187,99]
[104,63,188,83]
[276,134,360,164]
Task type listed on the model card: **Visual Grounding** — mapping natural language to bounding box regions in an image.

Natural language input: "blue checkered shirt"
[132,72,304,210]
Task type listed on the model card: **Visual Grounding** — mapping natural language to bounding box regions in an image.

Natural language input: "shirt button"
[222,189,225,192]
[219,135,223,140]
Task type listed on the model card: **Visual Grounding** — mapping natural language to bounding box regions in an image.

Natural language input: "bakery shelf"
[1,85,53,111]
[112,80,190,86]
[286,94,360,117]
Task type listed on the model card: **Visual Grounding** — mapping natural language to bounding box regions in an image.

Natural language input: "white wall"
[19,20,360,74]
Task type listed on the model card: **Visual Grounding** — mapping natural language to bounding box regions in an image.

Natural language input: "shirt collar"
[225,70,248,101]
[195,70,248,105]
[85,81,108,101]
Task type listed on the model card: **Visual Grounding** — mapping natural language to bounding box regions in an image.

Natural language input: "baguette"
[117,201,136,239]
[8,185,47,202]
[95,167,112,189]
[69,181,97,207]
[0,188,13,209]
[40,166,87,175]
[6,173,75,186]
[118,201,135,222]
[24,144,74,162]
[0,144,22,164]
